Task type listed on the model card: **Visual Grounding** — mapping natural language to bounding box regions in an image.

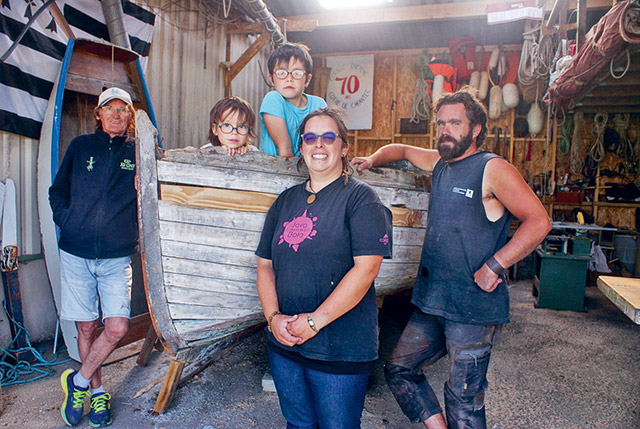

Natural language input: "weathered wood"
[164,272,256,295]
[162,240,258,271]
[103,338,145,365]
[166,285,260,309]
[153,359,186,414]
[228,19,318,34]
[161,183,425,227]
[163,256,257,284]
[95,312,151,348]
[136,324,158,366]
[229,32,270,81]
[159,220,261,251]
[160,184,277,213]
[158,201,266,232]
[136,110,185,356]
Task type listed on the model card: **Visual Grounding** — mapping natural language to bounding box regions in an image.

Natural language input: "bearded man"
[351,89,551,429]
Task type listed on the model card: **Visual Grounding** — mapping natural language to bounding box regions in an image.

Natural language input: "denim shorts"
[59,249,132,322]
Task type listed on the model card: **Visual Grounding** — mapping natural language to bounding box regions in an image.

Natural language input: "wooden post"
[136,324,158,366]
[153,359,186,414]
[576,0,588,51]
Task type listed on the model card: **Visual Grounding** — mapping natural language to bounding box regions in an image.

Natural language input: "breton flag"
[0,0,155,139]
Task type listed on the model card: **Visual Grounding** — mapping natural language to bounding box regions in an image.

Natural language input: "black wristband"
[485,256,505,276]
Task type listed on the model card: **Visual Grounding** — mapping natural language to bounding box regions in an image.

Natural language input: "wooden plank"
[158,161,427,208]
[164,272,256,295]
[161,184,425,227]
[175,314,264,342]
[153,359,186,414]
[136,110,185,356]
[576,0,587,51]
[267,0,611,29]
[162,240,257,270]
[158,201,266,232]
[597,276,640,324]
[136,324,158,366]
[228,19,318,34]
[163,256,257,283]
[158,147,422,190]
[168,302,259,320]
[103,338,144,365]
[161,184,278,213]
[393,226,426,247]
[159,220,261,251]
[229,32,270,81]
[165,285,260,309]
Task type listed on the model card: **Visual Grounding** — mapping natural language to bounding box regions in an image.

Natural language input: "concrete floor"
[1,279,639,428]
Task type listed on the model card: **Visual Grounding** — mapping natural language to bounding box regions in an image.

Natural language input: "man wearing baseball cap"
[49,87,138,427]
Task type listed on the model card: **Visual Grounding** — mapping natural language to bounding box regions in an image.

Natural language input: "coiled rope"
[569,111,585,175]
[589,112,608,163]
[0,301,70,386]
[613,113,631,160]
[558,115,573,157]
[410,78,431,123]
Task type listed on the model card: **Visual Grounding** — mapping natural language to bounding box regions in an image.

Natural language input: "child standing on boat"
[204,96,257,156]
[259,42,326,157]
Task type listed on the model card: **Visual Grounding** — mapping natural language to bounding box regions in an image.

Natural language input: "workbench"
[596,276,640,325]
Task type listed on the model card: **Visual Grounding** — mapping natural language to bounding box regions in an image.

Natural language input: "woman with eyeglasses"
[203,96,257,156]
[259,43,327,158]
[255,106,393,428]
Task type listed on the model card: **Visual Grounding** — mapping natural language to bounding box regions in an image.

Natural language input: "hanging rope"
[410,78,431,123]
[569,111,585,175]
[0,302,71,386]
[589,111,608,163]
[518,21,553,102]
[613,113,631,160]
[558,115,573,157]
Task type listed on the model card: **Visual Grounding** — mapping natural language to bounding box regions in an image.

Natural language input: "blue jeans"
[268,350,370,429]
[384,310,501,429]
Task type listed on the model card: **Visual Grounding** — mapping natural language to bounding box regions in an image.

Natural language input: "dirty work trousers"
[384,309,501,429]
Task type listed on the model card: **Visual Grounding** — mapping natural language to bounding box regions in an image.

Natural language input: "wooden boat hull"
[37,38,156,361]
[136,111,429,364]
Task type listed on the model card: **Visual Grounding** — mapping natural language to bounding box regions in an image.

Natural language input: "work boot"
[60,369,89,426]
[89,392,113,427]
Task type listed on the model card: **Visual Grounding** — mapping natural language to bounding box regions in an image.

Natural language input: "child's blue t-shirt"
[259,90,327,157]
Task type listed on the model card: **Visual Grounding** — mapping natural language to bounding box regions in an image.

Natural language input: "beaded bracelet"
[267,310,282,332]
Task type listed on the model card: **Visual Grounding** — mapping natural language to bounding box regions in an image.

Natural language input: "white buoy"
[502,83,519,108]
[469,71,481,89]
[478,71,489,100]
[489,86,502,120]
[432,75,445,103]
[527,101,544,135]
[489,47,500,69]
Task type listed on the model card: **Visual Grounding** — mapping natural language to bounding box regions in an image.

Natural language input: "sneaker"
[89,392,113,427]
[60,369,89,426]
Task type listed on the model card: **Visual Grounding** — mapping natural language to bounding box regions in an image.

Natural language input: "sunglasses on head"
[301,132,339,146]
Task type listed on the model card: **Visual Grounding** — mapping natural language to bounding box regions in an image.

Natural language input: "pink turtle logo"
[278,209,318,252]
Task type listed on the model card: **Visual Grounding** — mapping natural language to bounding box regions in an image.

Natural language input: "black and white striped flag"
[0,0,155,139]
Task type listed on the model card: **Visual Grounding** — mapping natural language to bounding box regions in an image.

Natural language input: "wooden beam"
[229,32,270,81]
[48,2,75,39]
[161,184,423,227]
[576,96,640,106]
[576,0,588,51]
[228,19,318,34]
[239,0,611,30]
[153,359,186,414]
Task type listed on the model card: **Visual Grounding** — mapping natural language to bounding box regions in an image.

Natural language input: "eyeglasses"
[273,69,306,80]
[301,132,339,145]
[217,123,251,135]
[101,105,130,115]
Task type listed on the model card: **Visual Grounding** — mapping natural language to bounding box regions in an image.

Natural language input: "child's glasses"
[274,69,306,80]
[301,132,338,145]
[218,123,251,135]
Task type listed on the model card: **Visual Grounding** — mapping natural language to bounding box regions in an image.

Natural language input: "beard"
[437,129,474,161]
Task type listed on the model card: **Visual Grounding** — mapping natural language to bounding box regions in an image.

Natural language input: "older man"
[352,89,551,429]
[49,87,138,427]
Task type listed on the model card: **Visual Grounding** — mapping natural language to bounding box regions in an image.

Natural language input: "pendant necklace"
[306,180,316,204]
